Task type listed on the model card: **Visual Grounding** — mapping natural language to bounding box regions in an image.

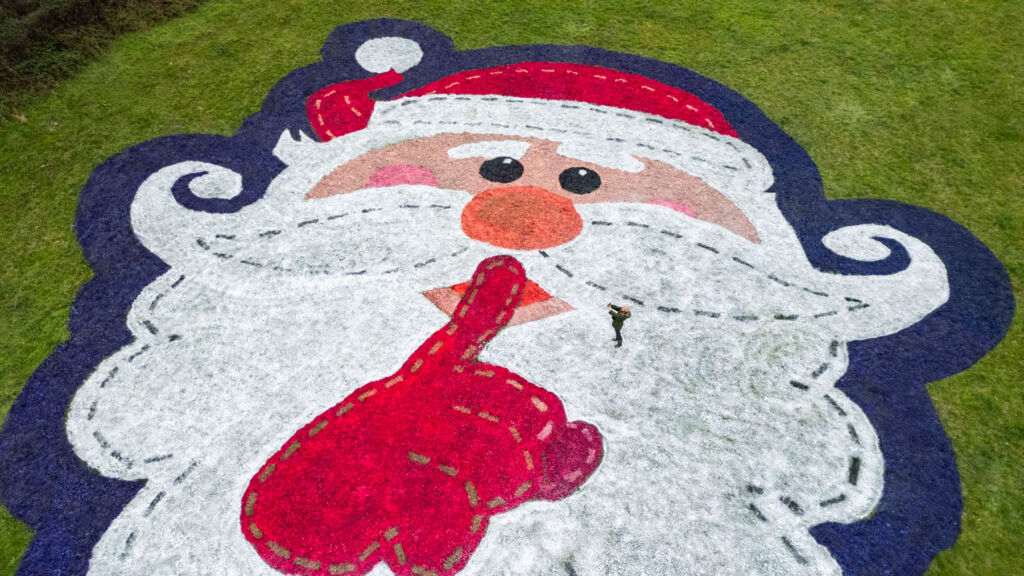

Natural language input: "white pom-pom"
[354,37,423,73]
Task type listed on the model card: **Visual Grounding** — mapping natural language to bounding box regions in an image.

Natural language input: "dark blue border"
[0,18,1014,576]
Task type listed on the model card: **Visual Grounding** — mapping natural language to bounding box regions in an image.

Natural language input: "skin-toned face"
[307,133,760,245]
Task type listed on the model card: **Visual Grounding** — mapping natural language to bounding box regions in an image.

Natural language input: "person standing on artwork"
[607,303,631,347]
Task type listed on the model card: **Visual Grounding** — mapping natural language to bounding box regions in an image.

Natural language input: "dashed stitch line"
[174,461,198,484]
[143,491,165,517]
[780,536,808,565]
[823,394,847,416]
[142,320,159,335]
[747,503,767,522]
[204,204,478,276]
[820,494,847,507]
[779,495,803,516]
[126,345,150,363]
[120,532,136,560]
[92,431,109,449]
[848,457,861,485]
[811,363,830,379]
[143,453,173,464]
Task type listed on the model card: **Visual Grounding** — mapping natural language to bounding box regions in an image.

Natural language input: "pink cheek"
[647,199,697,218]
[366,164,438,188]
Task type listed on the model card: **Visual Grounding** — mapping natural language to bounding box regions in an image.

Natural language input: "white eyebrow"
[447,140,531,160]
[556,141,645,173]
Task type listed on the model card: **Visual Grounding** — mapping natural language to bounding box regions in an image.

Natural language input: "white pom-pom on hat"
[354,37,423,73]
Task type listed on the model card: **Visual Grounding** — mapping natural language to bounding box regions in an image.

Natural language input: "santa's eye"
[479,157,524,183]
[559,167,601,194]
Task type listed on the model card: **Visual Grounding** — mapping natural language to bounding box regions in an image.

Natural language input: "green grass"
[1,1,1022,574]
[0,0,203,121]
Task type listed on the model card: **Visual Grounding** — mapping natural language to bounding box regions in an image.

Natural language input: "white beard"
[66,170,946,575]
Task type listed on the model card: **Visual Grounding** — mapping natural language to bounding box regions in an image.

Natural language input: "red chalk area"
[242,256,602,576]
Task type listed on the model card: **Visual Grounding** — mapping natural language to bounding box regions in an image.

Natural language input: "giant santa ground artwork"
[0,19,1013,576]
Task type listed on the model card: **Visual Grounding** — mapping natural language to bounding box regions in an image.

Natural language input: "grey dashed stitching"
[174,461,198,484]
[87,400,98,420]
[215,233,235,240]
[99,367,118,388]
[297,218,319,227]
[585,280,606,291]
[142,320,159,335]
[694,310,721,318]
[110,450,133,468]
[820,494,846,507]
[847,424,860,444]
[555,264,574,277]
[259,230,281,238]
[143,454,173,464]
[848,457,861,485]
[811,363,830,378]
[143,491,165,517]
[149,293,164,311]
[171,275,185,288]
[127,345,150,363]
[732,256,755,269]
[824,394,846,416]
[789,380,809,390]
[779,496,803,516]
[93,431,109,449]
[780,537,808,565]
[747,503,768,522]
[622,295,644,306]
[120,532,136,560]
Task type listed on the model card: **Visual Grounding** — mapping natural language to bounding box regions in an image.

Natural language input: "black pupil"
[479,157,524,183]
[559,167,601,194]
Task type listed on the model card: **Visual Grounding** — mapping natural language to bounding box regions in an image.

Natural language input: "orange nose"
[461,186,583,250]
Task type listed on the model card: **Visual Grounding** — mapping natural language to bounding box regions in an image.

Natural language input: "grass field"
[1,1,1021,574]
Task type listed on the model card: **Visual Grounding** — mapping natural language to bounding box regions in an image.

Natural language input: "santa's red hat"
[305,37,772,202]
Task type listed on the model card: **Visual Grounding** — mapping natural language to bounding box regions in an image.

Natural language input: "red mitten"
[241,255,603,576]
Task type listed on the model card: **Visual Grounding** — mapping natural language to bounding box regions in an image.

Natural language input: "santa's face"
[307,133,760,245]
[62,115,950,575]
